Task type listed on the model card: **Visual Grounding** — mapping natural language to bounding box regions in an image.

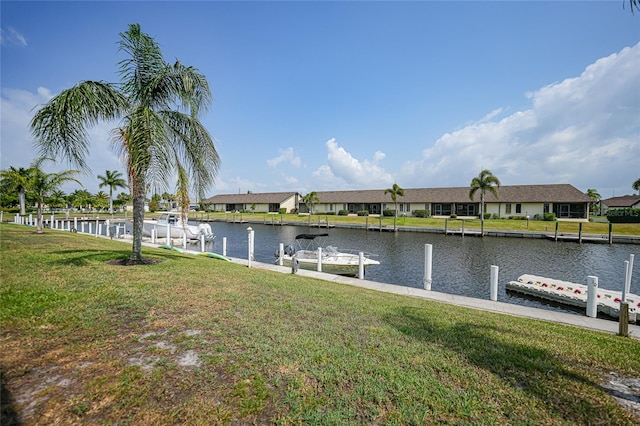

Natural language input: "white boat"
[275,233,380,276]
[143,212,214,241]
[507,274,638,322]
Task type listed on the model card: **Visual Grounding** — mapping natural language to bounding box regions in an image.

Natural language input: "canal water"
[204,221,638,316]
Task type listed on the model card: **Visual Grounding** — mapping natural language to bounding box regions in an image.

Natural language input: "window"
[516,203,522,214]
[505,203,512,214]
[543,203,549,213]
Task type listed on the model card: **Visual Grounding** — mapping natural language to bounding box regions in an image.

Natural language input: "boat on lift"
[143,212,214,241]
[275,233,379,276]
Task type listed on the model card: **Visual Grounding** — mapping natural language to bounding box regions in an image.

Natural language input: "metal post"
[74,217,78,231]
[105,219,110,238]
[554,221,559,241]
[490,265,498,301]
[278,243,284,266]
[223,237,227,257]
[461,219,465,237]
[586,276,598,318]
[97,222,102,237]
[95,219,99,237]
[317,247,322,272]
[182,231,187,249]
[358,252,364,279]
[423,244,432,290]
[167,223,172,246]
[200,234,205,253]
[444,218,448,235]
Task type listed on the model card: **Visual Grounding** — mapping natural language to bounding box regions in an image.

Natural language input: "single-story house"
[202,192,300,214]
[203,184,592,219]
[600,195,640,213]
[307,184,591,219]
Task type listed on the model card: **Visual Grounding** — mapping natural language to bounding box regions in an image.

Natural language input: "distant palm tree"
[302,192,319,215]
[30,24,220,263]
[384,183,405,231]
[586,188,601,215]
[633,178,640,194]
[28,159,82,233]
[98,170,127,215]
[0,166,31,215]
[94,190,110,211]
[469,169,501,237]
[46,189,67,211]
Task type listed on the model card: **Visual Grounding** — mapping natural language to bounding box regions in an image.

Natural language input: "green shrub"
[338,210,349,216]
[279,208,287,214]
[357,210,369,216]
[450,214,457,219]
[412,209,431,218]
[607,208,640,223]
[543,212,557,221]
[383,209,395,217]
[491,214,500,219]
[483,213,492,219]
[508,215,527,220]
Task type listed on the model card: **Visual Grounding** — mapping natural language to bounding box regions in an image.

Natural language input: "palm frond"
[30,81,128,171]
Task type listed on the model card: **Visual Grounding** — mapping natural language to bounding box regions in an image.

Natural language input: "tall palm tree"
[0,166,31,215]
[384,183,405,231]
[30,24,220,263]
[586,188,601,216]
[28,159,82,233]
[98,170,127,215]
[469,169,501,237]
[633,178,640,194]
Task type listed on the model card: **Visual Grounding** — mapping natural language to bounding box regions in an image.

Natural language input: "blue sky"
[1,1,639,200]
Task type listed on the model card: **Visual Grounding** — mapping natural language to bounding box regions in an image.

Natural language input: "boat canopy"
[295,233,329,240]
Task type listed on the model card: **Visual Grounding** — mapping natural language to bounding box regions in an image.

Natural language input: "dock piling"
[423,244,433,290]
[490,265,498,301]
[619,302,630,337]
[586,276,598,318]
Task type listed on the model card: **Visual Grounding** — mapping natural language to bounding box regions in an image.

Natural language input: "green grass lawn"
[1,224,639,424]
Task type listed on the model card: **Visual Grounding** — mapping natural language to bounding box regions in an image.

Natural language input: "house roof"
[601,195,640,208]
[203,184,591,205]
[202,192,299,205]
[314,184,591,204]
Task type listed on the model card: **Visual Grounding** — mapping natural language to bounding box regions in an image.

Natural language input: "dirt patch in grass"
[601,373,640,417]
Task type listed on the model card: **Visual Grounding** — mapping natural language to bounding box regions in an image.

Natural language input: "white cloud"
[0,27,27,47]
[267,147,302,168]
[311,138,395,189]
[402,43,640,196]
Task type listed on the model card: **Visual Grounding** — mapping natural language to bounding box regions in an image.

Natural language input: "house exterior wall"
[487,202,547,218]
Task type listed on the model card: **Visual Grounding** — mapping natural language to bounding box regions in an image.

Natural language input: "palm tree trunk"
[19,190,26,216]
[480,193,485,237]
[130,175,145,262]
[36,202,44,234]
